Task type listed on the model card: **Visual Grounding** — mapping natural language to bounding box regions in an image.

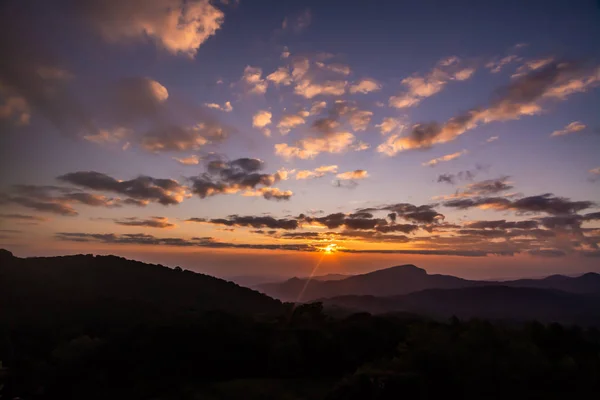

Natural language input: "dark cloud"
[189,157,290,201]
[527,249,567,258]
[55,232,316,252]
[437,165,489,185]
[0,213,47,222]
[299,212,388,231]
[193,215,299,230]
[0,184,128,216]
[444,193,594,215]
[465,220,539,230]
[379,203,445,224]
[58,171,185,205]
[114,216,175,229]
[338,249,510,257]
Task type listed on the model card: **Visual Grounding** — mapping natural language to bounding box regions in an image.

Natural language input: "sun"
[321,243,338,255]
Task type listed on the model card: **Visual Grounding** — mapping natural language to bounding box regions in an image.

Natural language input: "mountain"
[503,273,600,294]
[321,286,600,325]
[256,263,600,302]
[256,264,473,302]
[0,249,283,328]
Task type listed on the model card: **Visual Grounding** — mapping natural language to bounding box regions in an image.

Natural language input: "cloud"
[436,165,489,185]
[296,165,338,180]
[349,78,382,94]
[376,117,404,135]
[389,56,476,109]
[188,157,290,201]
[486,55,520,74]
[486,136,499,143]
[241,66,268,95]
[309,101,327,116]
[114,216,175,228]
[0,93,30,125]
[204,101,233,112]
[140,124,210,152]
[84,127,131,144]
[336,170,369,180]
[56,232,316,252]
[0,184,136,216]
[277,113,306,134]
[315,62,351,76]
[379,61,600,154]
[527,249,566,258]
[0,213,47,222]
[444,193,595,215]
[550,121,586,137]
[378,203,445,224]
[294,79,347,98]
[464,220,539,230]
[243,187,293,201]
[441,176,513,198]
[348,110,373,131]
[266,67,292,86]
[281,9,311,33]
[252,110,272,129]
[73,0,224,57]
[512,57,554,78]
[58,171,187,205]
[173,155,200,165]
[422,149,467,166]
[274,131,357,159]
[193,215,299,230]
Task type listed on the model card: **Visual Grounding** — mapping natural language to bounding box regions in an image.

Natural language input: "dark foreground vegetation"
[1,250,600,399]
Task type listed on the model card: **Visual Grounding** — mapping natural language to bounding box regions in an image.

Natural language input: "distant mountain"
[0,249,283,327]
[256,264,600,302]
[256,264,472,302]
[321,286,600,325]
[503,273,600,294]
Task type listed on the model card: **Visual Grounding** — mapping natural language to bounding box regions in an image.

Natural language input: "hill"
[256,264,600,302]
[321,286,600,325]
[0,249,283,329]
[256,264,474,301]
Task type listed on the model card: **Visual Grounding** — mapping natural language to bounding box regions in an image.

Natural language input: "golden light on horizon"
[320,243,338,254]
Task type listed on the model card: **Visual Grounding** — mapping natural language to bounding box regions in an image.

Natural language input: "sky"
[1,0,599,280]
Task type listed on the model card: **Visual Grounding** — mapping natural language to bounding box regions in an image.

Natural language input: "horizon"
[1,0,599,280]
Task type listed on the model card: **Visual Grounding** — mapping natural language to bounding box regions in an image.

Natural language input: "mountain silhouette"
[256,264,600,302]
[321,286,600,325]
[256,264,472,302]
[0,250,283,328]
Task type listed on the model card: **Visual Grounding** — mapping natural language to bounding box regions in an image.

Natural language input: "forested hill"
[0,249,284,326]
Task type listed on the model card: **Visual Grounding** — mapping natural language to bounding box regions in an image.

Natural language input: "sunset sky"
[1,0,599,280]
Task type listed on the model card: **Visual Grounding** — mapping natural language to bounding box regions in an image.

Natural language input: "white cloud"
[173,155,200,165]
[277,113,306,134]
[389,56,476,109]
[486,136,499,143]
[252,110,272,129]
[315,62,352,76]
[275,132,356,159]
[242,66,268,94]
[204,101,233,112]
[294,79,347,98]
[309,101,327,115]
[486,55,520,74]
[349,78,382,94]
[84,127,131,144]
[348,110,373,131]
[336,170,369,180]
[422,150,468,166]
[376,117,404,135]
[79,0,224,57]
[296,165,338,179]
[551,121,586,137]
[267,67,292,86]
